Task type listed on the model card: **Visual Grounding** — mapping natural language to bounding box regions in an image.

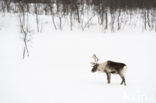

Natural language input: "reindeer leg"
[120,77,124,85]
[119,74,124,85]
[106,73,111,84]
[119,74,126,86]
[123,77,126,86]
[108,73,111,84]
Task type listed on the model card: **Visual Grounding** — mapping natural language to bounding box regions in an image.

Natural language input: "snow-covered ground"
[0,13,156,103]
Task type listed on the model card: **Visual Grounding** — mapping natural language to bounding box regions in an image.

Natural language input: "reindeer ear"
[90,62,96,65]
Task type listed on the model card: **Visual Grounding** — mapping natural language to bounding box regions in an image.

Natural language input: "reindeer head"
[91,54,99,72]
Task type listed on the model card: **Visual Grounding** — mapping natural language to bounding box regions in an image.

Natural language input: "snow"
[0,13,156,103]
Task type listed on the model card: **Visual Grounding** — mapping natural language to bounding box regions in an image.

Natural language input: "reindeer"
[91,54,127,86]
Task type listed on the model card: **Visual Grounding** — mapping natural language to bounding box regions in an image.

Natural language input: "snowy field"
[0,13,156,103]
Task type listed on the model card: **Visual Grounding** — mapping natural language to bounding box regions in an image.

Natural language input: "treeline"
[2,0,156,14]
[1,0,156,58]
[9,0,156,9]
[1,0,156,32]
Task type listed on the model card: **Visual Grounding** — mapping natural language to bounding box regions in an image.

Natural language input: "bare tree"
[104,10,108,30]
[81,14,95,31]
[4,0,11,12]
[18,1,30,59]
[117,9,121,30]
[34,3,40,32]
[110,9,115,32]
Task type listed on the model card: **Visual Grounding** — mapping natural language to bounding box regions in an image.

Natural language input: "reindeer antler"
[92,54,99,63]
